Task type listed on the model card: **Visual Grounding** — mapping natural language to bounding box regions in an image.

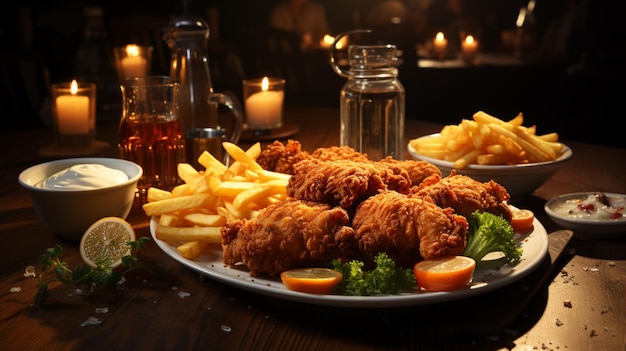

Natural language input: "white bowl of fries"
[407,111,573,199]
[18,157,142,240]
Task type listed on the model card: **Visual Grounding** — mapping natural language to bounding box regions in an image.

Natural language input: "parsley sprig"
[332,252,416,295]
[33,237,151,305]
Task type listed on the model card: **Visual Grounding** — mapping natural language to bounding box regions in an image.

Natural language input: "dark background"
[2,0,624,148]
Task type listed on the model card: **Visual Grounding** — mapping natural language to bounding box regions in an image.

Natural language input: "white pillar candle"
[245,77,284,128]
[462,35,478,61]
[56,80,90,135]
[433,32,448,59]
[120,45,148,78]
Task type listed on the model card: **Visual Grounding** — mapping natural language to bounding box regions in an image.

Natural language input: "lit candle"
[56,80,90,135]
[320,34,347,50]
[462,35,478,63]
[433,32,448,60]
[320,35,334,49]
[245,77,284,129]
[120,45,148,78]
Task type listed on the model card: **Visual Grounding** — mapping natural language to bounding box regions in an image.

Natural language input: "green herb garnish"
[33,237,150,305]
[332,252,416,295]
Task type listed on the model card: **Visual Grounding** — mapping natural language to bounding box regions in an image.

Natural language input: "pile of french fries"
[409,111,564,169]
[142,142,290,259]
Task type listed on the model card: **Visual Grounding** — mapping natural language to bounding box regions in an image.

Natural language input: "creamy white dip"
[39,164,128,190]
[552,193,625,221]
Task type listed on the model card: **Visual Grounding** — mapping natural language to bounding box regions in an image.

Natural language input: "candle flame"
[465,35,475,45]
[435,32,445,42]
[70,80,78,95]
[516,7,526,28]
[261,77,269,91]
[126,44,140,57]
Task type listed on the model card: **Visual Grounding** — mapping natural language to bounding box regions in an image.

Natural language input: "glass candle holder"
[242,77,285,131]
[51,80,96,150]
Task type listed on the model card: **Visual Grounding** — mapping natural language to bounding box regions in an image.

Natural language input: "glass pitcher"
[330,30,405,160]
[118,76,185,200]
[163,14,243,164]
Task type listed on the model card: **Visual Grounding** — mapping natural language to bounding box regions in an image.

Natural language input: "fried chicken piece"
[255,140,311,175]
[311,145,370,162]
[379,157,442,186]
[221,198,355,277]
[286,159,412,211]
[412,172,513,221]
[255,141,440,189]
[338,190,468,268]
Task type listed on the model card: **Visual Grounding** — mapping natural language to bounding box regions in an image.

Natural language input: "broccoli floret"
[332,253,416,295]
[462,211,523,264]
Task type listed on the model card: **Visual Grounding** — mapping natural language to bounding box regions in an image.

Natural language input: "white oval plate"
[545,192,626,238]
[151,210,548,308]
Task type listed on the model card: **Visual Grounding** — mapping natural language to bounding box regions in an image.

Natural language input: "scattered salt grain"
[80,317,102,327]
[608,261,616,267]
[24,265,36,278]
[220,325,232,333]
[95,307,109,314]
[10,287,21,293]
[555,318,563,326]
[178,291,191,299]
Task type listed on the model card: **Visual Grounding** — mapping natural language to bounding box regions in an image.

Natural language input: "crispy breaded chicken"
[256,141,440,188]
[286,159,412,211]
[311,145,370,162]
[255,140,311,175]
[339,190,468,268]
[412,172,513,221]
[221,199,355,277]
[379,157,442,186]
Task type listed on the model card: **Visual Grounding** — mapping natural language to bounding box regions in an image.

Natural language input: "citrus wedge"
[414,256,476,292]
[80,217,136,268]
[511,209,534,233]
[280,268,343,294]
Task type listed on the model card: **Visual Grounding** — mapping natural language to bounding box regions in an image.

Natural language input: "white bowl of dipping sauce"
[545,192,626,238]
[18,157,142,240]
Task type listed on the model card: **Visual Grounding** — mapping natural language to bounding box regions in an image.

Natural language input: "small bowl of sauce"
[545,192,626,238]
[19,157,142,240]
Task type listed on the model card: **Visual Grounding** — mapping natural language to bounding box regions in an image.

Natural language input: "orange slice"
[511,209,534,233]
[280,268,343,294]
[80,217,136,268]
[413,256,476,292]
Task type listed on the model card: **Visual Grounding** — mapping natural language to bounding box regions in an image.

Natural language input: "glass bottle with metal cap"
[330,30,405,160]
[163,14,243,163]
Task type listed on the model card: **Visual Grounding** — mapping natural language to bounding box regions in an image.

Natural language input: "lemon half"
[80,217,136,268]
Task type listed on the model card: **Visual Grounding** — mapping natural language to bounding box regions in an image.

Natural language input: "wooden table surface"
[1,105,625,351]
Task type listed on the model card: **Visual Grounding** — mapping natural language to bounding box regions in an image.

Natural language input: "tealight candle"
[433,32,448,60]
[243,77,285,130]
[462,35,478,64]
[56,80,90,135]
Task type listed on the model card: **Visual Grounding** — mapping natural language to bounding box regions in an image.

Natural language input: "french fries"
[142,142,290,259]
[409,111,564,168]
